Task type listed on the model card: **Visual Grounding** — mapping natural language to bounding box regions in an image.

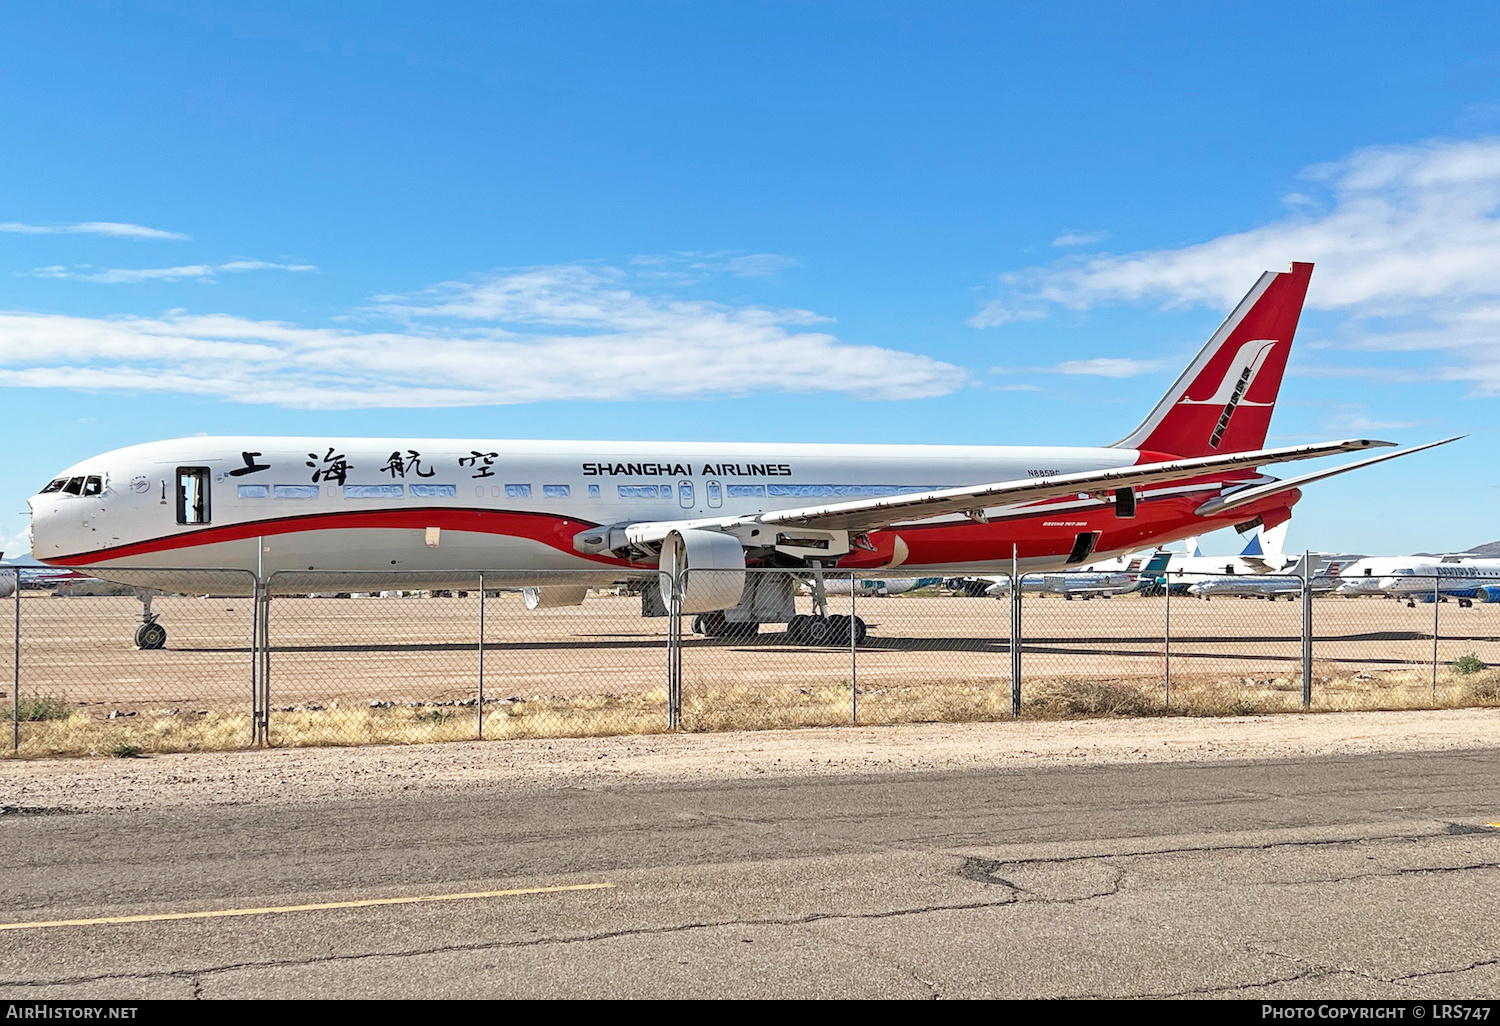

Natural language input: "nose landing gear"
[134,592,167,649]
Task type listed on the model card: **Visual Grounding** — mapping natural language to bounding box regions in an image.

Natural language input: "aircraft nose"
[26,492,61,560]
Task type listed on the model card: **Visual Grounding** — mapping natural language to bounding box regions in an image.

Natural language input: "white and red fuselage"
[27,436,1296,586]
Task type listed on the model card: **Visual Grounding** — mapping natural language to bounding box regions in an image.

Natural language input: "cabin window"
[410,484,457,498]
[345,484,404,499]
[679,480,694,508]
[619,485,664,498]
[176,467,211,524]
[726,484,766,498]
[1364,567,1372,577]
[706,481,722,508]
[543,485,570,498]
[505,484,532,498]
[274,485,320,499]
[238,484,270,499]
[588,484,600,498]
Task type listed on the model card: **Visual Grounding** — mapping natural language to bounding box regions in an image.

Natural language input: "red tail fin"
[1113,262,1312,458]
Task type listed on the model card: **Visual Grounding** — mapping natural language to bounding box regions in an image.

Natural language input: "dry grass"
[9,665,1500,759]
[12,710,257,759]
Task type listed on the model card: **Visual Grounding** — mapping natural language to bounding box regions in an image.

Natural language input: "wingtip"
[1404,434,1466,452]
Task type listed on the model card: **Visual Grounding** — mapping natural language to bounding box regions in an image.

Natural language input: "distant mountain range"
[1465,540,1500,558]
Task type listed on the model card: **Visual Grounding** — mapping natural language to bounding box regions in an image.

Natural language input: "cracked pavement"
[1,747,1498,998]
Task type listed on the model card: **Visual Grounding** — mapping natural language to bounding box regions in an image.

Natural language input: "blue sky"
[2,1,1498,556]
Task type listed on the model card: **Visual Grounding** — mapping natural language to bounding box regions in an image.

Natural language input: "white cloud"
[1050,357,1173,378]
[966,301,1044,328]
[974,137,1500,396]
[0,264,966,408]
[31,261,317,284]
[718,253,799,277]
[1051,230,1108,247]
[0,221,187,240]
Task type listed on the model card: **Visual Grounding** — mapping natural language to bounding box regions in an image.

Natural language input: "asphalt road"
[2,749,1499,999]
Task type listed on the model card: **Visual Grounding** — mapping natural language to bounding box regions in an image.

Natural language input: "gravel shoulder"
[2,707,1498,813]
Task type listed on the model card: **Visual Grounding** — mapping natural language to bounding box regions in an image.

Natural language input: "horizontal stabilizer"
[1193,437,1463,517]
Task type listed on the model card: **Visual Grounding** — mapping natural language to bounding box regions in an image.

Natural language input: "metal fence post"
[1163,582,1171,712]
[1301,549,1313,709]
[258,577,272,747]
[477,573,486,739]
[12,571,19,753]
[1428,573,1440,702]
[250,577,261,747]
[1009,547,1022,717]
[849,574,858,724]
[666,567,682,729]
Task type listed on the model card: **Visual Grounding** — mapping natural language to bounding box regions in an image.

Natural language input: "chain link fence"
[3,568,258,757]
[262,569,665,747]
[5,567,1500,757]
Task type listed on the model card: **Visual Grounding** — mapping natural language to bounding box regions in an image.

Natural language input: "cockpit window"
[82,476,103,497]
[62,477,84,495]
[39,479,66,494]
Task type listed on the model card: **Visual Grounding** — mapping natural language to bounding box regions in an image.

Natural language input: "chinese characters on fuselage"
[381,450,435,479]
[271,450,801,486]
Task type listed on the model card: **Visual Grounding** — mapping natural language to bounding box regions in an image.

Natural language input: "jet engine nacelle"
[658,528,746,615]
[523,585,589,610]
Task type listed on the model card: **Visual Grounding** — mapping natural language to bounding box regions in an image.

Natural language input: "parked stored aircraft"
[27,262,1457,647]
[802,577,945,598]
[1159,525,1293,579]
[1375,557,1500,606]
[1332,556,1421,597]
[948,549,1171,600]
[1182,554,1343,601]
[1332,555,1500,605]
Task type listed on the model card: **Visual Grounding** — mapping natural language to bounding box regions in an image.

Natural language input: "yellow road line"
[0,882,615,932]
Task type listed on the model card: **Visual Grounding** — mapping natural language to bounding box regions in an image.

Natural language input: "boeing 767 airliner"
[26,262,1456,645]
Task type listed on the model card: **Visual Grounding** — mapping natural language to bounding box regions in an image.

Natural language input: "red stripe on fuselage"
[45,477,1301,571]
[46,507,626,567]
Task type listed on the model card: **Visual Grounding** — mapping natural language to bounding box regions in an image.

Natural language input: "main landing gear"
[786,613,867,646]
[692,611,759,639]
[134,592,166,650]
[785,558,867,646]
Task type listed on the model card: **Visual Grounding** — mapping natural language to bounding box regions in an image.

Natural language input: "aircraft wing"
[750,438,1397,533]
[1191,437,1462,518]
[623,437,1396,547]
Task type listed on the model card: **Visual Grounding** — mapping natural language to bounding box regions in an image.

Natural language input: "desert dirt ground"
[3,588,1499,756]
[3,707,1499,812]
